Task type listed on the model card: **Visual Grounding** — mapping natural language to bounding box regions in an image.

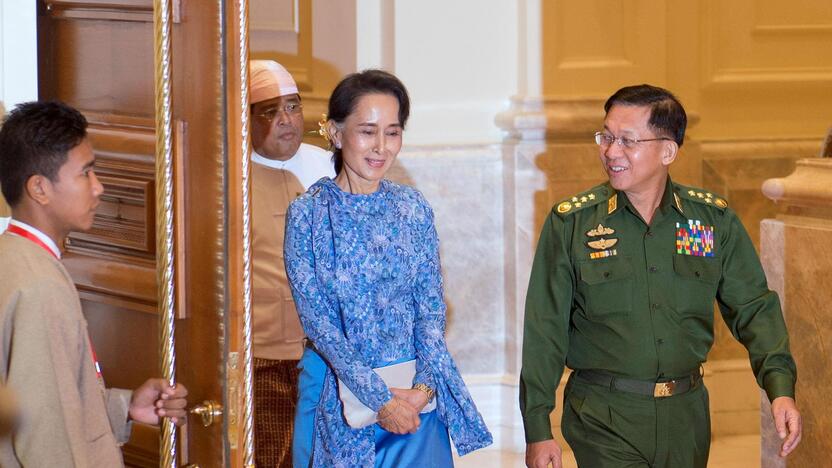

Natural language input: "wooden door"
[38,0,253,465]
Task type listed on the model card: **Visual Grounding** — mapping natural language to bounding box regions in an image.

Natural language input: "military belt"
[573,369,703,398]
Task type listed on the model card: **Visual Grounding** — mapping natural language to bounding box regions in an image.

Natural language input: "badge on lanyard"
[676,220,714,257]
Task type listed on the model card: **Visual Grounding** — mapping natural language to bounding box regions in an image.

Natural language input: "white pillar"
[355,0,395,71]
[0,0,38,109]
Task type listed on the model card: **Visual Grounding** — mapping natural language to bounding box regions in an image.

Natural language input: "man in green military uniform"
[521,84,802,468]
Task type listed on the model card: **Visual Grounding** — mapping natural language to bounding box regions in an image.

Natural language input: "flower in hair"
[317,114,331,144]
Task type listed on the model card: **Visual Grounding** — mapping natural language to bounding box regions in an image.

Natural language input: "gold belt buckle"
[654,380,676,397]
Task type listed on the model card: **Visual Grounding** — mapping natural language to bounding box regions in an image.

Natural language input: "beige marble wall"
[760,218,832,466]
[701,139,820,361]
[760,161,832,466]
[388,145,507,374]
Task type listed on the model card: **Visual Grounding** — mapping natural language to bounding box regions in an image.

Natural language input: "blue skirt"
[293,347,454,467]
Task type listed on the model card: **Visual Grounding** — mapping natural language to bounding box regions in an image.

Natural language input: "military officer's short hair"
[604,84,687,148]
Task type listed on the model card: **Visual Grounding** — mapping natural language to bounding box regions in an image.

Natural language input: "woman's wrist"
[412,383,435,403]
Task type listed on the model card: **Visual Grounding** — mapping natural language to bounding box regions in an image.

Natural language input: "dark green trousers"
[562,372,711,468]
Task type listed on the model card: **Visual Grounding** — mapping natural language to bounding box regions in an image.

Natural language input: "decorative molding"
[63,251,156,314]
[556,57,633,71]
[701,2,832,89]
[707,67,832,87]
[753,24,832,36]
[249,0,298,33]
[762,159,832,209]
[45,0,181,23]
[66,117,188,260]
[552,2,635,72]
[288,66,311,91]
[69,174,155,254]
[122,424,161,466]
[68,117,157,258]
[700,137,822,161]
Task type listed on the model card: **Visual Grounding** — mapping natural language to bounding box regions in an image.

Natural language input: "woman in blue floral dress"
[285,70,492,467]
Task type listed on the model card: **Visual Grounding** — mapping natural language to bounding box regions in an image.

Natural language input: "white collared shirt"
[7,219,62,259]
[252,143,335,190]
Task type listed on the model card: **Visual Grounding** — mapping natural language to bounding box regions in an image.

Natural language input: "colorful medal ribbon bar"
[676,220,715,257]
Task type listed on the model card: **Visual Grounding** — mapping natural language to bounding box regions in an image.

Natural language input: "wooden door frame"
[153,0,255,465]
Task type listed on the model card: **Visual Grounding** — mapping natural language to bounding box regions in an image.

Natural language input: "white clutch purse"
[338,359,437,429]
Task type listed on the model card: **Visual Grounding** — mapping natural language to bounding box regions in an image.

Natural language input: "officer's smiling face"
[599,104,676,196]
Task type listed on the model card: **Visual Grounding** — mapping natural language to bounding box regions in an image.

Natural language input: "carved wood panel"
[68,119,157,258]
[38,1,162,465]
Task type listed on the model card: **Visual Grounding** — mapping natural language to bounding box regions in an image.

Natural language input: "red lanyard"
[6,224,103,379]
[6,224,58,259]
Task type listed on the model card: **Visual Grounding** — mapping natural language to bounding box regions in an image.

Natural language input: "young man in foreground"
[0,101,188,466]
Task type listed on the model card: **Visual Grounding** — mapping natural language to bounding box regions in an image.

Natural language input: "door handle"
[190,400,223,427]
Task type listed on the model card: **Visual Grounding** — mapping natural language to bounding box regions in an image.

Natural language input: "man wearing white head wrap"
[249,60,334,467]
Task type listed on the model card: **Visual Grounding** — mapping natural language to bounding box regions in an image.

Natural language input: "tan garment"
[252,163,306,360]
[0,234,131,467]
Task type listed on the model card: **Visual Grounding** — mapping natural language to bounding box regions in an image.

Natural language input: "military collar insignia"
[676,219,715,257]
[673,192,684,214]
[607,193,618,215]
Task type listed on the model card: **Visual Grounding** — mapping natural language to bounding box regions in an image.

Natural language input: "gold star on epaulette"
[571,197,579,202]
[580,196,588,203]
[688,190,696,196]
[588,194,596,200]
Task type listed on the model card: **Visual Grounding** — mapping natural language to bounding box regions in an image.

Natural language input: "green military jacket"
[519,177,797,443]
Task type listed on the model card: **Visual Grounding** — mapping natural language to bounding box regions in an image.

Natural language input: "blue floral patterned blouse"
[284,177,492,466]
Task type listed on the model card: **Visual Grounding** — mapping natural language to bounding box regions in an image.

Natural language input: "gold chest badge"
[585,224,618,259]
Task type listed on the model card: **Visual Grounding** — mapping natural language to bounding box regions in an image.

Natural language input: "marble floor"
[454,435,760,467]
